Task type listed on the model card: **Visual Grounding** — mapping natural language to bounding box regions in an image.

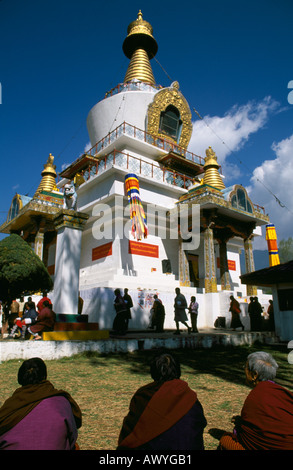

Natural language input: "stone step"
[43,330,109,341]
[53,322,100,331]
[55,314,89,323]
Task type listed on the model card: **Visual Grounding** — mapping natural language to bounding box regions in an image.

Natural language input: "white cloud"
[61,162,70,171]
[248,134,293,247]
[77,141,92,159]
[189,96,292,249]
[83,141,92,153]
[189,96,279,173]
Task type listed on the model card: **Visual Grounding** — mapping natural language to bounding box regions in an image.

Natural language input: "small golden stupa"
[34,153,57,196]
[202,147,225,190]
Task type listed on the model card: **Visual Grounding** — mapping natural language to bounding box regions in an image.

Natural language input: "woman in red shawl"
[219,351,293,450]
[117,353,207,450]
[28,300,55,340]
[229,295,244,330]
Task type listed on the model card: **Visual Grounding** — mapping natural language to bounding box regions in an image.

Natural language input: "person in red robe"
[117,353,207,450]
[229,295,244,330]
[28,300,55,340]
[37,292,52,312]
[219,351,293,450]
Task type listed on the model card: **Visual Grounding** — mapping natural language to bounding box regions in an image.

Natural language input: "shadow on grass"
[83,342,293,390]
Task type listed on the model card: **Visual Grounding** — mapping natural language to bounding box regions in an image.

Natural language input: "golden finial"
[34,153,58,196]
[123,11,158,85]
[202,147,225,190]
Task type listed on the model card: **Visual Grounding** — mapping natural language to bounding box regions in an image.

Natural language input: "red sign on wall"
[217,258,236,271]
[92,242,113,261]
[129,240,159,258]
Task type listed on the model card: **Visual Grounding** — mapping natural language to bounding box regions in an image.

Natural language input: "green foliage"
[0,234,53,301]
[279,237,293,263]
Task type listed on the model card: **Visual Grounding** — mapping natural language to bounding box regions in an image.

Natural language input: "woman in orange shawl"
[117,353,207,450]
[219,351,293,450]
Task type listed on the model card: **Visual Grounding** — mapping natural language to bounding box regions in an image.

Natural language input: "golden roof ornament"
[122,10,158,85]
[202,147,225,190]
[34,153,58,196]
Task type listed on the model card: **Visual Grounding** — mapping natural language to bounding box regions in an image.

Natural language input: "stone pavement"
[0,328,281,362]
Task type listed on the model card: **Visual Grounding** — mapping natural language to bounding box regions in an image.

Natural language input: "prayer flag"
[266,224,280,266]
[124,173,148,240]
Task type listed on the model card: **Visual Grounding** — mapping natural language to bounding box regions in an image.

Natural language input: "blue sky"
[1,0,293,249]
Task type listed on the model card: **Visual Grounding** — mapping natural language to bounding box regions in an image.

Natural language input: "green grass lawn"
[1,343,292,450]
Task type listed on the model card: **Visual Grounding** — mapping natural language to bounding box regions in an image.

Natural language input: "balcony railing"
[86,121,204,167]
[80,149,195,190]
[104,81,162,98]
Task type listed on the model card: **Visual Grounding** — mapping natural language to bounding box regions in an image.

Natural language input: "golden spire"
[34,153,57,196]
[123,10,158,85]
[203,147,225,190]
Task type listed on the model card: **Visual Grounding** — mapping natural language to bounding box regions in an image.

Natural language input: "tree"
[278,237,293,263]
[0,234,53,302]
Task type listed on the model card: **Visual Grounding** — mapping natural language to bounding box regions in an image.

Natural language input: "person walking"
[174,288,191,335]
[253,297,263,331]
[267,299,275,331]
[112,289,128,335]
[151,295,165,332]
[123,288,133,330]
[229,295,244,331]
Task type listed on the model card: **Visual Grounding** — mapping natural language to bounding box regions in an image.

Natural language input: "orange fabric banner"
[92,242,113,261]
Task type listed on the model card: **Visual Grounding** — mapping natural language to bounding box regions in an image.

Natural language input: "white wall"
[272,285,293,342]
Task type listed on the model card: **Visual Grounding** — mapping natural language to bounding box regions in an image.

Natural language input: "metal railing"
[104,81,162,98]
[86,121,205,167]
[80,149,195,190]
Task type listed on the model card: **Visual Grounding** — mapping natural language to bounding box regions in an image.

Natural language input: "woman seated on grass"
[219,351,293,450]
[0,357,82,450]
[117,353,207,450]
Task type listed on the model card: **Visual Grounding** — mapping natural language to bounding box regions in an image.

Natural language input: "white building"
[1,12,270,332]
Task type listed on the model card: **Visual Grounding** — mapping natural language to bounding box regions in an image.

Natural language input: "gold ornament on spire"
[123,10,158,85]
[202,147,225,190]
[34,153,57,196]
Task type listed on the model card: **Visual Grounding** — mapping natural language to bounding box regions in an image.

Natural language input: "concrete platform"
[0,328,282,362]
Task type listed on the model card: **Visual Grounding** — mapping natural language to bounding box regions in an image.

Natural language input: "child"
[188,296,199,332]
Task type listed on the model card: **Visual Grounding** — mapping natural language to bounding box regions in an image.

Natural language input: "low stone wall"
[0,331,280,362]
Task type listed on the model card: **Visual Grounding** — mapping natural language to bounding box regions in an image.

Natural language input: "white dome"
[86,84,159,146]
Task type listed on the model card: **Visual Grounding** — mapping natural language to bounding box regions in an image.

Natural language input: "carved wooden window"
[159,105,182,141]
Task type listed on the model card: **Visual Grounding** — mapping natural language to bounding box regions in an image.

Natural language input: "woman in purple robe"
[0,357,82,450]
